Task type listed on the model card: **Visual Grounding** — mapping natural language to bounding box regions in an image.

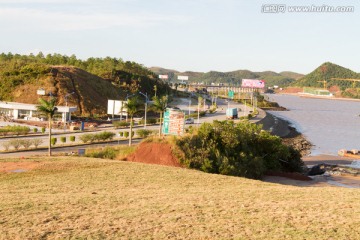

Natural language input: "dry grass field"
[1,157,360,239]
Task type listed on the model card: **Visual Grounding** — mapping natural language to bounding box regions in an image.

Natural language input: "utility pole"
[197,98,200,125]
[188,98,191,116]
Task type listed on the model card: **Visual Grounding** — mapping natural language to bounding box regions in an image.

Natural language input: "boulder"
[308,164,326,176]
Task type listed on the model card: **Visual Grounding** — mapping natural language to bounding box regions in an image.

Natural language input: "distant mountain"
[149,67,302,88]
[293,62,360,89]
[279,71,304,80]
[149,66,179,75]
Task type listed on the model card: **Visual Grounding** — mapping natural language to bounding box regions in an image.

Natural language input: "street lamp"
[188,94,192,116]
[64,92,75,131]
[139,91,148,129]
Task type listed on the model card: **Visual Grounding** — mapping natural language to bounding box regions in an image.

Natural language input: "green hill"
[0,53,170,116]
[149,67,301,88]
[293,62,360,89]
[279,71,304,80]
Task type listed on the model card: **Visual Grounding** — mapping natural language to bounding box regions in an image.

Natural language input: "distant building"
[0,101,77,122]
[302,88,333,97]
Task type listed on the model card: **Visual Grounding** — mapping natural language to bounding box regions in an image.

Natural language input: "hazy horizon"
[1,0,359,74]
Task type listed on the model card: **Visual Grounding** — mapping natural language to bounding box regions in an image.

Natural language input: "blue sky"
[0,0,359,74]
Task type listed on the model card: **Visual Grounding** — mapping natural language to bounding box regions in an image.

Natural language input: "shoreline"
[257,111,312,156]
[259,110,360,188]
[278,92,360,102]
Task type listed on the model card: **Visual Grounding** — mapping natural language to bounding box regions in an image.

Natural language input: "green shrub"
[139,118,157,125]
[85,147,117,159]
[15,125,30,135]
[33,128,38,133]
[0,128,8,136]
[32,139,43,148]
[80,134,95,143]
[208,108,216,114]
[136,129,153,138]
[185,125,195,134]
[131,131,135,137]
[189,111,206,118]
[70,136,75,142]
[60,136,66,144]
[124,131,129,138]
[96,131,115,141]
[0,125,30,136]
[51,137,57,146]
[176,121,304,179]
[119,131,124,137]
[41,127,46,134]
[112,121,130,128]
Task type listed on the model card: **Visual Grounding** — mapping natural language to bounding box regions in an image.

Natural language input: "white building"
[0,101,77,122]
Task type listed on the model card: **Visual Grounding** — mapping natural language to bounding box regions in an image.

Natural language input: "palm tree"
[152,95,168,136]
[36,98,58,156]
[125,97,140,146]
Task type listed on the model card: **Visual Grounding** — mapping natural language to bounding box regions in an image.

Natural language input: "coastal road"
[0,97,261,157]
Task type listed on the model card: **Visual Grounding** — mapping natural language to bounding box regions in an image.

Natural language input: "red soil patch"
[0,161,41,173]
[126,142,182,167]
[278,87,303,94]
[265,171,312,181]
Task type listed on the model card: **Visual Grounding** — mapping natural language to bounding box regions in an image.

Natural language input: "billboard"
[162,108,185,136]
[36,89,46,95]
[177,76,189,81]
[159,75,168,79]
[107,100,127,115]
[241,79,265,88]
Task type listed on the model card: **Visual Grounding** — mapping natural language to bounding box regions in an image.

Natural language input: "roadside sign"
[228,90,234,99]
[159,75,168,79]
[162,108,185,136]
[37,88,46,95]
[177,76,189,81]
[241,79,265,88]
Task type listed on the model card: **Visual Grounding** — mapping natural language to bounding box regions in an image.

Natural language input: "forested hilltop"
[293,62,360,89]
[0,52,170,116]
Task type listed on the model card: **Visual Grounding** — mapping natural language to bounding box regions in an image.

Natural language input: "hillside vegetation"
[176,121,303,179]
[150,67,303,88]
[1,157,359,239]
[293,62,360,90]
[0,53,170,116]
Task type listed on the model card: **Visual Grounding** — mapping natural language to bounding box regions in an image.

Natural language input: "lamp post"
[188,98,191,116]
[197,97,200,125]
[64,92,75,131]
[139,91,148,129]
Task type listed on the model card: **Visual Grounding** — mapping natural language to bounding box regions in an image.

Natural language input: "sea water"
[266,94,360,156]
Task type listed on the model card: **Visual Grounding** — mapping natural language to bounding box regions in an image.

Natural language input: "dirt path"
[0,161,42,173]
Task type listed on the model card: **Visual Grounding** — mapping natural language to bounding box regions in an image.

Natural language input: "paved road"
[0,97,264,157]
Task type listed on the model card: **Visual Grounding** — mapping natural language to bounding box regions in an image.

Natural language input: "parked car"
[185,118,194,124]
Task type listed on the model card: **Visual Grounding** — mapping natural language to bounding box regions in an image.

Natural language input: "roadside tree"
[125,97,140,146]
[36,98,58,156]
[151,95,168,136]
